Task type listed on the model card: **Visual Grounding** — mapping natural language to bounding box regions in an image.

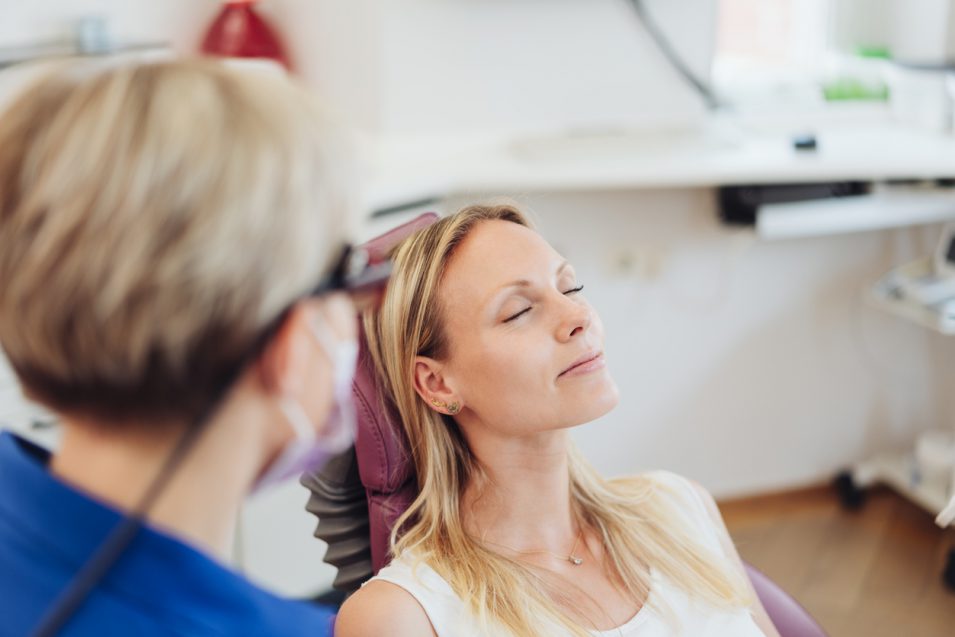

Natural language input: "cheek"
[456,335,553,406]
[301,351,337,426]
[594,317,607,347]
[587,302,605,338]
[324,294,359,342]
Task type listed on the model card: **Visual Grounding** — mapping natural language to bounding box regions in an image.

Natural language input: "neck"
[50,390,279,560]
[462,425,577,553]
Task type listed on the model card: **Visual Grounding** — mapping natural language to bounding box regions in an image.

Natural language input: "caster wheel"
[943,549,955,591]
[833,470,866,511]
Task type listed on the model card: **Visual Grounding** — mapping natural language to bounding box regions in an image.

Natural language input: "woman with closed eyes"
[335,203,780,637]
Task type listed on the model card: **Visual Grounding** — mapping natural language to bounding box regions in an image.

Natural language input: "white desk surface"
[363,115,955,211]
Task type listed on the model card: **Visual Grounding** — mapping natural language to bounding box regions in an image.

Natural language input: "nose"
[555,294,591,343]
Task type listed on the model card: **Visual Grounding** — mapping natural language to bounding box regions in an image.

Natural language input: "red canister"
[200,1,292,71]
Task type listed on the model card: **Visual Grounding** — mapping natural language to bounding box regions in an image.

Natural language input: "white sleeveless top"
[368,471,766,637]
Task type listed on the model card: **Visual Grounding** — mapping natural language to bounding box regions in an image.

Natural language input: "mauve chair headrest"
[353,212,438,494]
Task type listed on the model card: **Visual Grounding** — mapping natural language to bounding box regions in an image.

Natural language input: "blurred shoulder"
[335,579,437,637]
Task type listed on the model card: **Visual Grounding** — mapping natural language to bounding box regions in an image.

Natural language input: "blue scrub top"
[0,431,336,636]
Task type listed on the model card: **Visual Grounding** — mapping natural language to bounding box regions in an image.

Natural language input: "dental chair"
[301,214,827,637]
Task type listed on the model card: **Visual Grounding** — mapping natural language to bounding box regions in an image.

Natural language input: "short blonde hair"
[0,59,351,424]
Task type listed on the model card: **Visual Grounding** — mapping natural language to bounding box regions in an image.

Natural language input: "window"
[713,0,832,105]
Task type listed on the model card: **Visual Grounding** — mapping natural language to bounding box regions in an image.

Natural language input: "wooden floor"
[720,485,955,637]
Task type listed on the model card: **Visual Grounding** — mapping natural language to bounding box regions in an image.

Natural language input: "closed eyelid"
[498,292,533,318]
[499,284,584,323]
[487,262,577,316]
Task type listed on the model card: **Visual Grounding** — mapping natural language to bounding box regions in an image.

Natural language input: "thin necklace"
[483,529,585,566]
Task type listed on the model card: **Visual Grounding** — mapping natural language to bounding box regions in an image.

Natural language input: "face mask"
[251,318,359,493]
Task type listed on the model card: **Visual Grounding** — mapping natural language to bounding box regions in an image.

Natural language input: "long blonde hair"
[363,203,754,635]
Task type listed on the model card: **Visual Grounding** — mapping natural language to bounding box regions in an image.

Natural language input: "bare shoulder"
[335,580,437,637]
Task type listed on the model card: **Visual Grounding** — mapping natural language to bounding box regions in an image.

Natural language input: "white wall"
[383,187,953,499]
[0,1,208,52]
[3,0,715,135]
[298,0,715,136]
[446,189,951,498]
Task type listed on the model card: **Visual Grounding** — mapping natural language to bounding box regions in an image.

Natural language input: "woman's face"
[429,219,619,435]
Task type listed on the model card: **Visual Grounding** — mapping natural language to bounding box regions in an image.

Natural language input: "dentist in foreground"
[0,59,378,637]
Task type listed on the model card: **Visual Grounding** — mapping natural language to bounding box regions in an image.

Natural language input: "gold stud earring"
[429,398,461,415]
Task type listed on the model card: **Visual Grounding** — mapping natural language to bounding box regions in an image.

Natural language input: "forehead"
[440,219,562,306]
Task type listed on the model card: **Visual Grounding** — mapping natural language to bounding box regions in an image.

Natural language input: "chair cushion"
[353,212,436,495]
[351,213,437,571]
[744,563,828,637]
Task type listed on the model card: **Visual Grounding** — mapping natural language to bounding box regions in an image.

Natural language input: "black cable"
[624,0,722,110]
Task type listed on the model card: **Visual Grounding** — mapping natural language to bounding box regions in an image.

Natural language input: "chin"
[568,375,620,426]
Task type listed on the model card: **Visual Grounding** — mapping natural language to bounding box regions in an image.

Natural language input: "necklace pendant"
[570,556,583,566]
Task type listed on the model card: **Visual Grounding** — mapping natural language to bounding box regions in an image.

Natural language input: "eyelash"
[503,285,585,323]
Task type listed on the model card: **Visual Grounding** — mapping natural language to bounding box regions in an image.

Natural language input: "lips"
[558,351,602,377]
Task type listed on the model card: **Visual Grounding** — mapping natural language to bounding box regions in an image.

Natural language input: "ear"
[413,355,460,414]
[256,304,313,399]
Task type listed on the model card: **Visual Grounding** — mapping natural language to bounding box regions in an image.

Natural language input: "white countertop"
[363,112,955,211]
